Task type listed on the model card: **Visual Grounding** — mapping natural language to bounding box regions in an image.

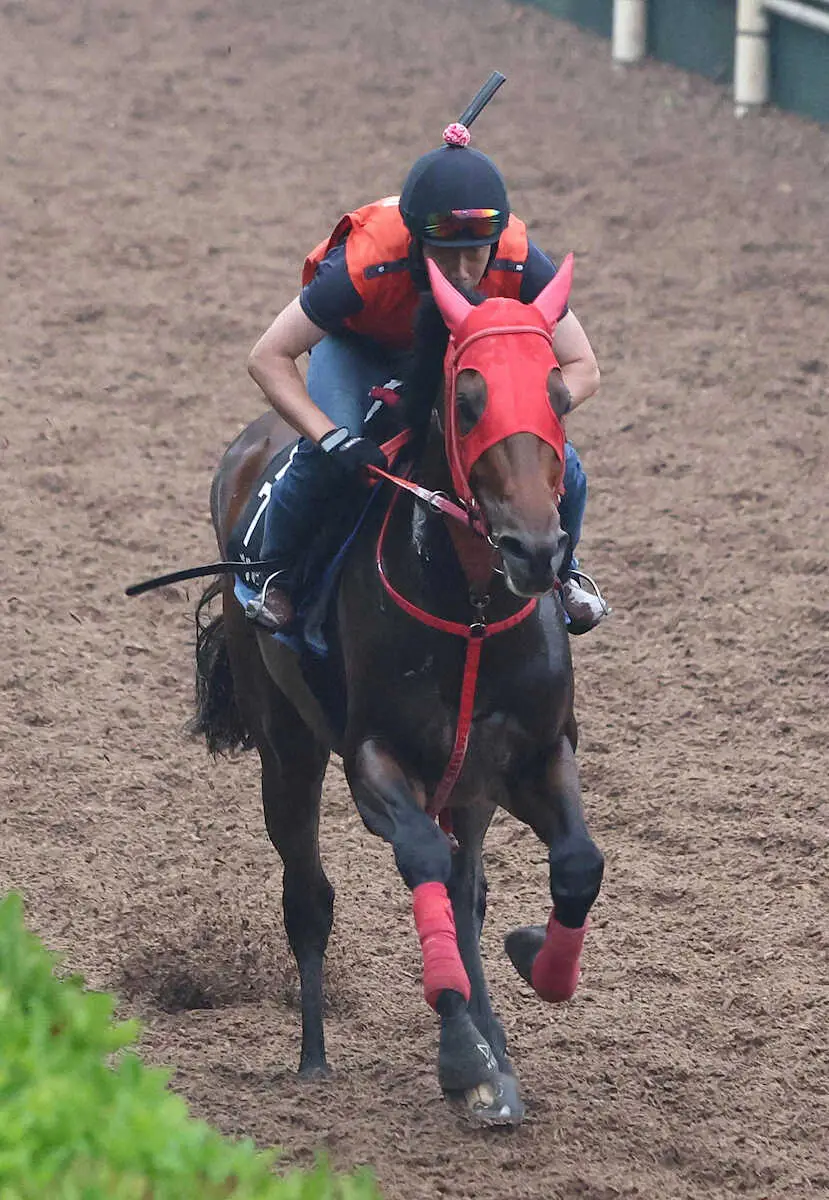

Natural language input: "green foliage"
[0,894,381,1200]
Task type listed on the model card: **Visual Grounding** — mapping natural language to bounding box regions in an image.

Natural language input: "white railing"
[735,0,829,112]
[609,0,829,114]
[763,0,829,28]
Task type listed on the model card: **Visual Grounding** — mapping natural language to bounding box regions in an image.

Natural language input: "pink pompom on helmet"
[442,122,471,148]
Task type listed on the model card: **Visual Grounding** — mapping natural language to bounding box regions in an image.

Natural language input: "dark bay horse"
[193,257,604,1125]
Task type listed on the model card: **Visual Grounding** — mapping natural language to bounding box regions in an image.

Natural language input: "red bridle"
[368,265,575,819]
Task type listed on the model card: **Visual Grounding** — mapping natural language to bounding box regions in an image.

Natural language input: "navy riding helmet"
[399,142,510,248]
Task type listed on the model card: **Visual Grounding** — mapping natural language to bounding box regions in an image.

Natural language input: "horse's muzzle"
[494,528,569,596]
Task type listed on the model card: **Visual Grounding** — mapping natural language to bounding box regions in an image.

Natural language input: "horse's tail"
[189,579,254,756]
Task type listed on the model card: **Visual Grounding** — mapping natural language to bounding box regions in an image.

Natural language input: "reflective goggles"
[422,208,503,242]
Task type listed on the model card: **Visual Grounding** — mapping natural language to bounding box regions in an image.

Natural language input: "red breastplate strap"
[375,489,536,816]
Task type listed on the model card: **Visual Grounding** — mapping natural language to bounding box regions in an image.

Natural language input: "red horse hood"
[447,298,566,479]
[427,255,574,502]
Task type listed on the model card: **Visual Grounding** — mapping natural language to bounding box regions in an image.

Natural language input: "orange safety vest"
[302,197,530,351]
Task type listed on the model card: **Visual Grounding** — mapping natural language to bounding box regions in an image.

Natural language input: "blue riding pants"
[258,333,588,579]
[560,438,587,573]
[258,334,406,572]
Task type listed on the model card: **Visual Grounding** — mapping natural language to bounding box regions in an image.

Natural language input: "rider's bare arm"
[247,297,336,442]
[552,311,600,411]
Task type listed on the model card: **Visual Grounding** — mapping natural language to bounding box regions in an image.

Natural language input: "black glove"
[317,426,388,479]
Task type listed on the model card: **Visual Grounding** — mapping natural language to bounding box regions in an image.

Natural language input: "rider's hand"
[317,426,388,480]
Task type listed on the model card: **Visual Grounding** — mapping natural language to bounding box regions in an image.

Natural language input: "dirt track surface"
[1,1,828,1197]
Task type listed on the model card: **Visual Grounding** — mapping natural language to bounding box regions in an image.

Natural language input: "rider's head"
[400,125,510,292]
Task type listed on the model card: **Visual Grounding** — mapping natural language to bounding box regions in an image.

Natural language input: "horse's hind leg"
[259,732,332,1077]
[225,605,333,1077]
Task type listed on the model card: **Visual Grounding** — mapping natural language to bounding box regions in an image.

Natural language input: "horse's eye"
[456,395,479,436]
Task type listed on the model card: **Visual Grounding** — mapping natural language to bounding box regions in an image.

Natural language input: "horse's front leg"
[445,802,526,1124]
[505,733,605,1003]
[446,802,502,1059]
[345,738,504,1102]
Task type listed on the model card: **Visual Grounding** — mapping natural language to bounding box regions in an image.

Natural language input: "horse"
[192,256,605,1126]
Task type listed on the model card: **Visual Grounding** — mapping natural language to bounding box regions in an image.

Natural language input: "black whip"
[125,557,280,597]
[458,71,507,128]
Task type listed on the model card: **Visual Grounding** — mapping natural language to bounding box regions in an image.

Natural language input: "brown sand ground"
[1,1,827,1197]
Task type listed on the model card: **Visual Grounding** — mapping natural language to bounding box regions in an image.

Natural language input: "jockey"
[245,126,608,634]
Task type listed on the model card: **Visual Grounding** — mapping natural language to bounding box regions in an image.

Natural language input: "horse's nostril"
[496,532,567,582]
[497,535,532,564]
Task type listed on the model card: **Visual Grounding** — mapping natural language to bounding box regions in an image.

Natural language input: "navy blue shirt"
[300,240,566,335]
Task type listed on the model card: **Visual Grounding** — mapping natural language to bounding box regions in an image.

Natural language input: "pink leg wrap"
[412,882,471,1009]
[531,913,588,1003]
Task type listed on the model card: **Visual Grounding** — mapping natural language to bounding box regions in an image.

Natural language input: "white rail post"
[734,0,770,114]
[612,0,647,64]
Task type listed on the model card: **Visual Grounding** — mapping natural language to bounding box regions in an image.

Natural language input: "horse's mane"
[403,285,484,456]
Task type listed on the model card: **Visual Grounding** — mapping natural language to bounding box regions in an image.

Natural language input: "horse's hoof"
[448,1072,526,1127]
[438,1011,499,1093]
[504,924,546,987]
[297,1061,333,1082]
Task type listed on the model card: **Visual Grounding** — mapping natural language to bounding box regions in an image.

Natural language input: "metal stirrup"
[244,569,287,622]
[568,569,611,616]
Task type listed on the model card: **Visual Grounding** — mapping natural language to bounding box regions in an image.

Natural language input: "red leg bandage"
[412,882,471,1010]
[531,912,588,1003]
